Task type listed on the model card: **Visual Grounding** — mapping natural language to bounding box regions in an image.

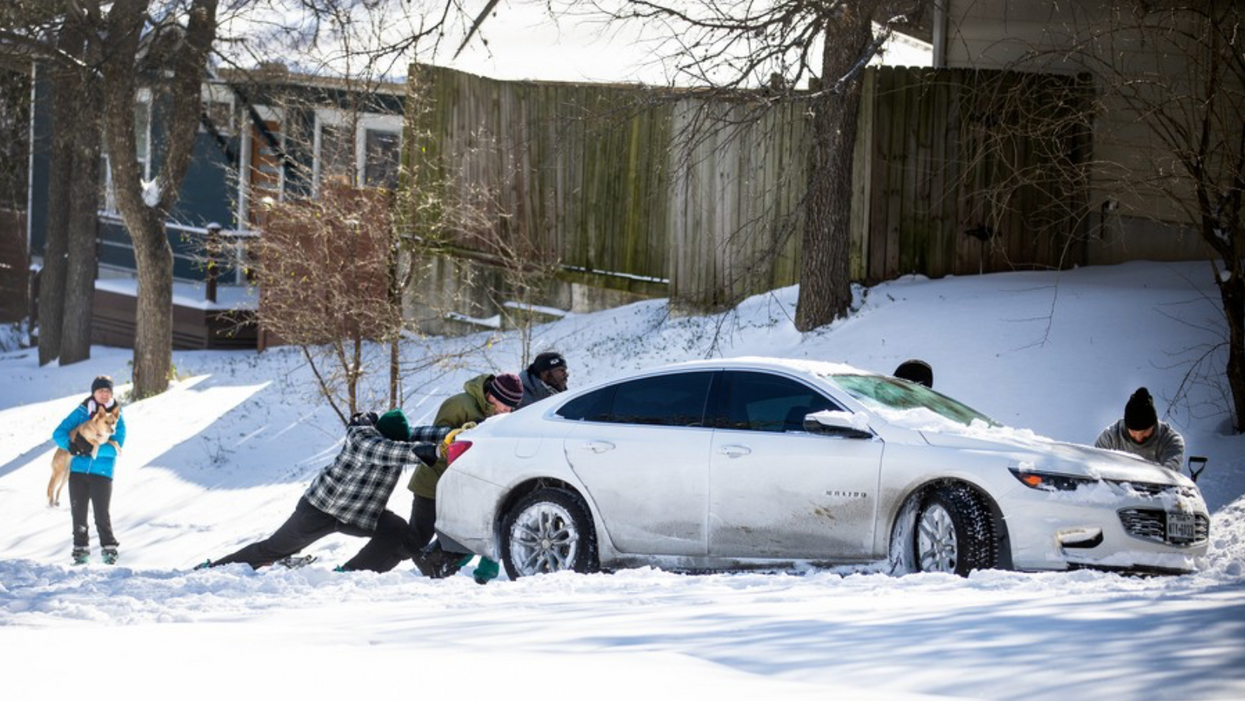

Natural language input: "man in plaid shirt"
[200,410,449,572]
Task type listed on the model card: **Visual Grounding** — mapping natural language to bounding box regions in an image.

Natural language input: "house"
[929,0,1229,264]
[22,61,406,348]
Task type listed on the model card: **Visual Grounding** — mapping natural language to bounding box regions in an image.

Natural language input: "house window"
[313,110,402,194]
[364,129,400,189]
[319,124,354,186]
[201,99,234,137]
[100,97,152,214]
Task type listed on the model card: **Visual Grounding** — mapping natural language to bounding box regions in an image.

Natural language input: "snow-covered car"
[434,357,1210,579]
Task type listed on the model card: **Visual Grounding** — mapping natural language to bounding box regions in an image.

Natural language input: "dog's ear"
[108,404,121,419]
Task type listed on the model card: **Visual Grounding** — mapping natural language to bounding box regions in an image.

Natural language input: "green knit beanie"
[376,409,410,441]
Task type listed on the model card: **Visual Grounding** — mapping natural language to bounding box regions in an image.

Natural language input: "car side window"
[716,371,842,432]
[558,372,713,426]
[556,384,617,422]
[610,372,714,426]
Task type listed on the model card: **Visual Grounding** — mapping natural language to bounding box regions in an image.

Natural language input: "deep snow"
[2,261,1243,700]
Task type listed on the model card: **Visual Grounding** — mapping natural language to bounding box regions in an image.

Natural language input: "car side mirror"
[804,411,873,439]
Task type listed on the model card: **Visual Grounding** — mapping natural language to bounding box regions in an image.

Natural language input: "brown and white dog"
[47,404,122,507]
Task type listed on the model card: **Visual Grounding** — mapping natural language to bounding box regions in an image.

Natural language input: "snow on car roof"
[648,356,871,377]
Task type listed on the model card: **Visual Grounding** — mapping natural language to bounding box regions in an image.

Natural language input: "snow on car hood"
[872,406,1189,486]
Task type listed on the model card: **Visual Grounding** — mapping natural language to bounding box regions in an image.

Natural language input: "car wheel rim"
[509,501,580,576]
[917,503,958,573]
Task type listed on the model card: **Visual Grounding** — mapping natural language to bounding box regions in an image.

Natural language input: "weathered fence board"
[405,64,1090,309]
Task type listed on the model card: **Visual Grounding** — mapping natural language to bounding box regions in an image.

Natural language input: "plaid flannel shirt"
[304,423,451,531]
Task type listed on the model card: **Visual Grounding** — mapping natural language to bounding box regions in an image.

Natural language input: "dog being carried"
[47,402,122,507]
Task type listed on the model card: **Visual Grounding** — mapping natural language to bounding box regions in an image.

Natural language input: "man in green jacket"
[409,372,524,583]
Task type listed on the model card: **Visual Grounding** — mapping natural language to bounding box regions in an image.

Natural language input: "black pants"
[69,472,117,550]
[407,494,438,552]
[212,497,411,572]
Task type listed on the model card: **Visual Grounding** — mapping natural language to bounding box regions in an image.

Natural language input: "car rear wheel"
[914,484,997,576]
[501,488,598,579]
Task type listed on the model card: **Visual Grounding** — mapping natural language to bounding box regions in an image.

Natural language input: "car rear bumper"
[435,469,506,561]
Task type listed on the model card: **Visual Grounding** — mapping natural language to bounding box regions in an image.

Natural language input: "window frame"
[707,369,845,433]
[99,89,153,215]
[312,108,402,194]
[555,371,717,428]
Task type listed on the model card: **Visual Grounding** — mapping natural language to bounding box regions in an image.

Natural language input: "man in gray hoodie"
[517,351,569,409]
[1095,387,1185,472]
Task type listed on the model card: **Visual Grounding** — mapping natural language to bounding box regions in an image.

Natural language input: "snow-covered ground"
[2,261,1243,700]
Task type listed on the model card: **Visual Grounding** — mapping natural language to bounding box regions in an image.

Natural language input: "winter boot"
[472,557,500,585]
[101,547,119,566]
[413,546,466,579]
[71,548,89,565]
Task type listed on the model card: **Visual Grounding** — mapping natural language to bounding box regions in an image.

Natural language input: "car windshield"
[829,374,997,427]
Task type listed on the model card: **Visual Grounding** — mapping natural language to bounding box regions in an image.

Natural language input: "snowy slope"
[2,261,1243,700]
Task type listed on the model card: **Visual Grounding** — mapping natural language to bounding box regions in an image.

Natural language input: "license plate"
[1167,511,1196,541]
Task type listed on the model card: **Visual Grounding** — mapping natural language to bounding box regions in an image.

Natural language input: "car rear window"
[556,372,713,427]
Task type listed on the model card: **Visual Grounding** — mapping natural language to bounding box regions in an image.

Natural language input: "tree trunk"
[97,0,218,398]
[60,67,104,366]
[1221,272,1245,431]
[794,12,874,332]
[129,211,175,397]
[37,35,82,365]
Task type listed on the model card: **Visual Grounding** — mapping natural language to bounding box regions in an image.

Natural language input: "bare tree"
[227,2,490,418]
[92,0,219,398]
[577,0,926,331]
[1003,1,1245,431]
[2,3,105,365]
[250,186,402,421]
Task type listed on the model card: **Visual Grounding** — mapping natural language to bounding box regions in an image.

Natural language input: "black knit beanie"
[91,376,114,393]
[529,352,566,376]
[1124,387,1158,431]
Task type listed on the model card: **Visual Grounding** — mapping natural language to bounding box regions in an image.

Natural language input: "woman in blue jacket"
[53,376,127,565]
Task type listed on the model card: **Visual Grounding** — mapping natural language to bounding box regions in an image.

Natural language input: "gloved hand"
[349,411,379,427]
[67,439,88,457]
[412,442,439,467]
[438,426,469,459]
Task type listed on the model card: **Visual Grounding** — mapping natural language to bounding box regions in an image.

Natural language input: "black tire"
[500,488,598,580]
[913,484,997,576]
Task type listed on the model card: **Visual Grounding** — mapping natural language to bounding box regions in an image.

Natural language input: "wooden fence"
[404,64,1091,308]
[0,208,29,322]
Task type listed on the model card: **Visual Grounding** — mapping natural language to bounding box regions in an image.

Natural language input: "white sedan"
[434,358,1209,578]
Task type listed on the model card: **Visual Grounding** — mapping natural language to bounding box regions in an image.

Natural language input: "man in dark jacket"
[516,352,569,409]
[1095,387,1185,472]
[200,410,449,572]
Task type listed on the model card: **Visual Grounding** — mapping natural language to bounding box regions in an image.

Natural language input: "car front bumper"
[1001,484,1209,573]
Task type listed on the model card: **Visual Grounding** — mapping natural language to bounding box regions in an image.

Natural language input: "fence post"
[205,222,221,304]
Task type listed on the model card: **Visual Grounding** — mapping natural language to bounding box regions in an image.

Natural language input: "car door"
[561,371,715,556]
[707,370,885,561]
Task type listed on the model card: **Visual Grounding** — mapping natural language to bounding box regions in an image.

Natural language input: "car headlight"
[1009,467,1098,492]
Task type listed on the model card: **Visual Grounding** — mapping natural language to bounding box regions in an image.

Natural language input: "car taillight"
[446,440,473,466]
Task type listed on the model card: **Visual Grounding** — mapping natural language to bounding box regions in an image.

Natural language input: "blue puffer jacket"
[52,399,127,479]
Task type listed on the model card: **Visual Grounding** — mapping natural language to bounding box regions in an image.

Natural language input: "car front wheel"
[914,484,997,576]
[501,488,597,579]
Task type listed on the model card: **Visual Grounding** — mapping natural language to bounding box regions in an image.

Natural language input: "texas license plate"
[1167,511,1196,541]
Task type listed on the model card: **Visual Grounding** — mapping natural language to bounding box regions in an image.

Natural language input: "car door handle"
[719,445,751,458]
[584,440,615,453]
